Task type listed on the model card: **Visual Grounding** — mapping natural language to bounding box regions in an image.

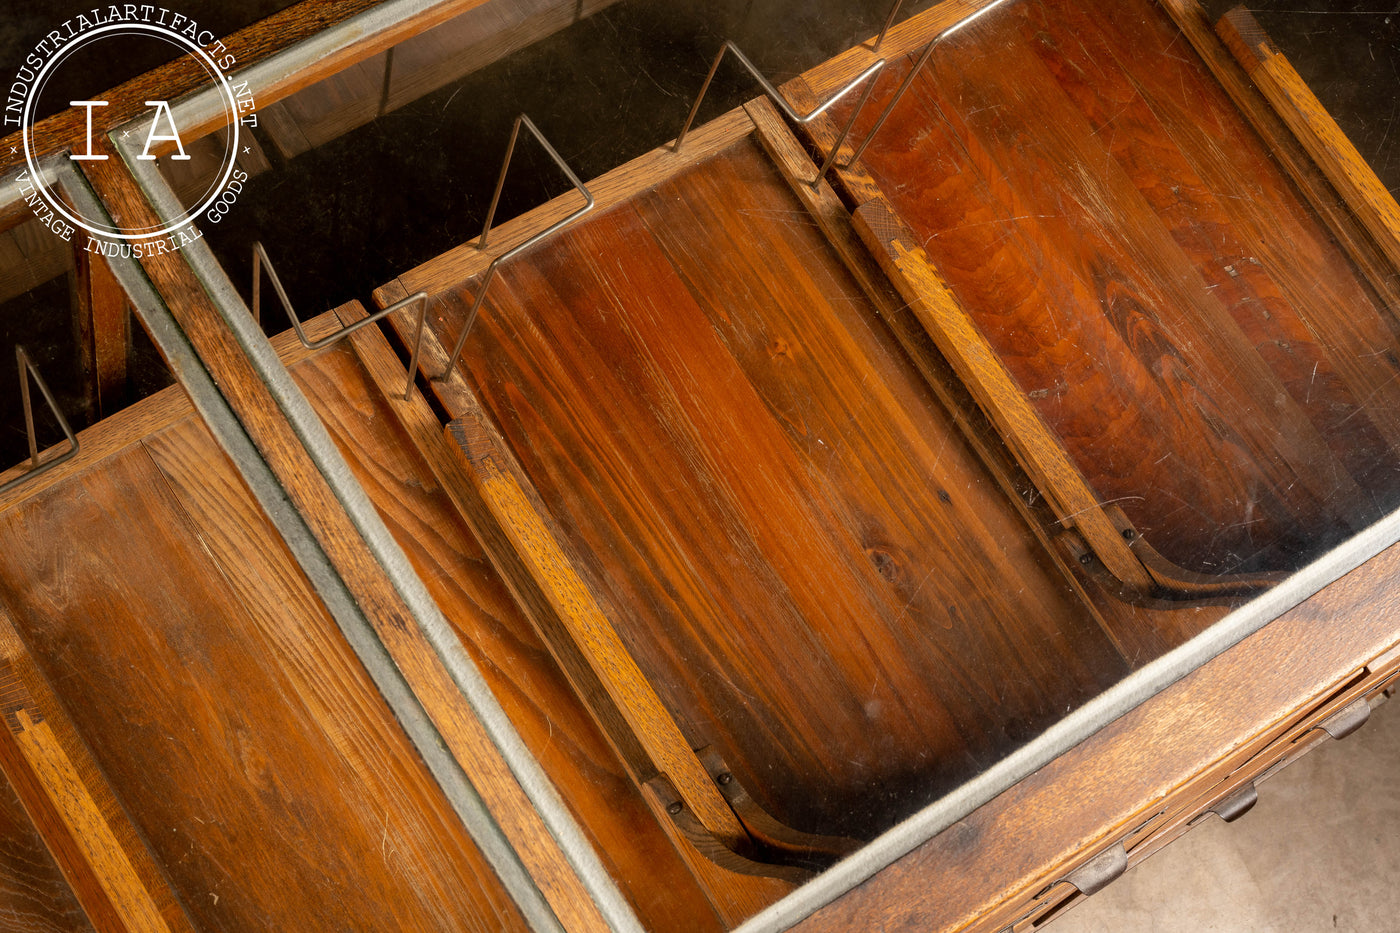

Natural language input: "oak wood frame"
[5,0,1399,930]
[365,2,1400,929]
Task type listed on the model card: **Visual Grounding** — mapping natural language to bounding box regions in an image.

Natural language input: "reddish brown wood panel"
[295,338,724,933]
[829,0,1400,575]
[0,604,197,933]
[429,135,1127,838]
[0,431,531,933]
[749,91,1230,664]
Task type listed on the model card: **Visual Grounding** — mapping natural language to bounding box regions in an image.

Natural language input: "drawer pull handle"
[1063,842,1128,897]
[1210,782,1258,823]
[1319,698,1371,741]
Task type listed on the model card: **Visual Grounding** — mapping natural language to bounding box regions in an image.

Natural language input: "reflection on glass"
[113,0,1400,912]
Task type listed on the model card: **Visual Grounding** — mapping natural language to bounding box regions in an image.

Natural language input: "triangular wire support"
[873,0,908,51]
[1,346,79,496]
[252,241,429,399]
[674,41,885,188]
[438,114,596,380]
[844,0,1018,169]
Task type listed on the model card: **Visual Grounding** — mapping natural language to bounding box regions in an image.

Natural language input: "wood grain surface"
[0,429,533,932]
[1216,7,1400,294]
[349,298,803,926]
[753,91,1232,663]
[308,321,730,932]
[825,0,1400,576]
[0,606,195,933]
[379,107,757,305]
[416,132,1128,841]
[0,313,334,512]
[1157,0,1400,321]
[852,195,1157,594]
[80,142,618,933]
[0,762,95,933]
[445,410,748,848]
[790,542,1400,933]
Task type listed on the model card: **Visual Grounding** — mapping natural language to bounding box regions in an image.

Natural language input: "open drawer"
[370,96,1159,923]
[2,0,1398,930]
[806,0,1400,599]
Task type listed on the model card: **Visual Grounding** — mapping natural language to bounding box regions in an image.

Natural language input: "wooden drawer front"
[1206,641,1400,808]
[970,838,1133,933]
[1117,642,1400,871]
[970,639,1400,933]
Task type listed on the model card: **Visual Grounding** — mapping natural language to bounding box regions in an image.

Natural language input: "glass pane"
[95,0,1400,916]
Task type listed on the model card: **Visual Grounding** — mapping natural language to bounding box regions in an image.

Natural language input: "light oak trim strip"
[0,606,196,933]
[0,314,341,515]
[337,301,745,847]
[1157,0,1400,316]
[339,303,792,925]
[850,197,1156,593]
[742,93,1132,649]
[1216,7,1400,284]
[446,413,748,849]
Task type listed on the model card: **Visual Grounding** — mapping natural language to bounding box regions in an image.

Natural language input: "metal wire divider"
[252,241,429,399]
[846,0,1019,168]
[0,346,79,496]
[674,40,885,187]
[874,0,909,50]
[438,113,596,379]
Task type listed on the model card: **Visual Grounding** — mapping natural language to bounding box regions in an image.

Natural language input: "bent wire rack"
[438,113,596,379]
[675,40,885,187]
[846,0,1018,167]
[0,346,80,496]
[251,241,429,399]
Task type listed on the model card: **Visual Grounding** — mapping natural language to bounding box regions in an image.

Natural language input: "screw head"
[717,772,733,786]
[667,801,683,816]
[1121,528,1136,541]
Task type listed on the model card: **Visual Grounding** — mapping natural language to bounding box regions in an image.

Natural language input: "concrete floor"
[1050,694,1400,933]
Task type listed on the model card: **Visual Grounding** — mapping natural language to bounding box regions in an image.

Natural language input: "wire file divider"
[674,40,886,187]
[438,114,596,380]
[0,345,79,496]
[252,240,429,399]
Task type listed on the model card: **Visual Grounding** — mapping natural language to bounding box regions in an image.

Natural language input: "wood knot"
[865,544,906,583]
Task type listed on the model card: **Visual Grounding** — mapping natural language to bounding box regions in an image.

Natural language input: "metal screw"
[717,772,733,786]
[1078,553,1092,565]
[667,801,683,815]
[1121,528,1136,541]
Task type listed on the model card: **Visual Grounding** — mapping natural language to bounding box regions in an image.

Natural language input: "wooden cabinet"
[0,0,1397,930]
